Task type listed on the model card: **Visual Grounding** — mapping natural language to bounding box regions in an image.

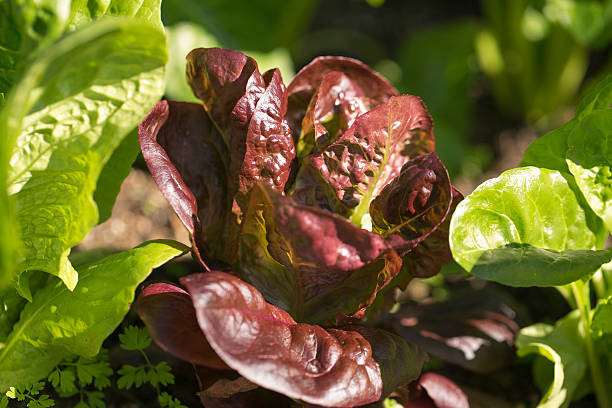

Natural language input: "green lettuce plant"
[0,0,189,401]
[451,74,612,407]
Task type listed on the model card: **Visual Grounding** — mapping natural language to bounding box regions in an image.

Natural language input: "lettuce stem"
[570,279,609,408]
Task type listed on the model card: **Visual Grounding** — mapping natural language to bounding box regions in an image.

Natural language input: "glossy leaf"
[136,282,229,369]
[4,19,166,294]
[286,56,398,141]
[233,68,295,199]
[0,240,187,391]
[370,153,452,255]
[349,327,426,398]
[416,372,469,408]
[383,286,520,373]
[182,271,383,407]
[139,100,231,262]
[296,71,375,159]
[68,0,163,30]
[164,22,294,104]
[186,47,259,144]
[239,183,401,323]
[566,110,612,233]
[293,95,434,227]
[472,244,612,287]
[516,311,586,408]
[400,188,463,279]
[450,167,608,286]
[183,47,295,212]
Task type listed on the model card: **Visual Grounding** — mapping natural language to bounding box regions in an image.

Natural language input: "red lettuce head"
[136,48,466,406]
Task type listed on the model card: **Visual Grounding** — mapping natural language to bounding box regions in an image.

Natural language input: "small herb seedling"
[117,326,186,408]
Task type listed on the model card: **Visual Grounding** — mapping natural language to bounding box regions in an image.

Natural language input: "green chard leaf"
[516,310,586,408]
[2,19,166,294]
[0,240,187,391]
[566,109,612,233]
[450,167,610,286]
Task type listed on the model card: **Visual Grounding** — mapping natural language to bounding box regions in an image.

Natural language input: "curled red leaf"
[239,183,401,323]
[182,271,383,407]
[138,100,231,264]
[287,56,398,140]
[293,95,434,224]
[370,152,453,256]
[136,282,228,369]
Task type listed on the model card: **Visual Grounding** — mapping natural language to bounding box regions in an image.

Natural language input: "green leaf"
[68,0,163,30]
[0,118,18,290]
[450,167,608,286]
[148,361,174,387]
[592,296,612,339]
[85,391,105,408]
[576,74,612,118]
[58,369,77,394]
[566,110,612,233]
[516,310,587,408]
[0,240,187,391]
[4,387,16,399]
[158,392,187,408]
[28,394,55,408]
[74,354,112,389]
[470,244,611,287]
[117,365,148,389]
[521,119,574,173]
[119,326,152,351]
[0,287,28,340]
[2,19,166,293]
[0,0,71,95]
[47,370,59,388]
[93,129,141,224]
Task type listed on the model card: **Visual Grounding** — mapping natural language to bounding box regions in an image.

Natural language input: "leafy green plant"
[4,382,54,408]
[116,326,186,408]
[0,0,191,403]
[2,326,187,407]
[450,74,612,407]
[475,0,612,122]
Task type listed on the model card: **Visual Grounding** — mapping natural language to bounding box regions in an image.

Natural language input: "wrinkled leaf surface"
[0,240,186,391]
[239,183,400,323]
[293,95,434,227]
[182,271,383,407]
